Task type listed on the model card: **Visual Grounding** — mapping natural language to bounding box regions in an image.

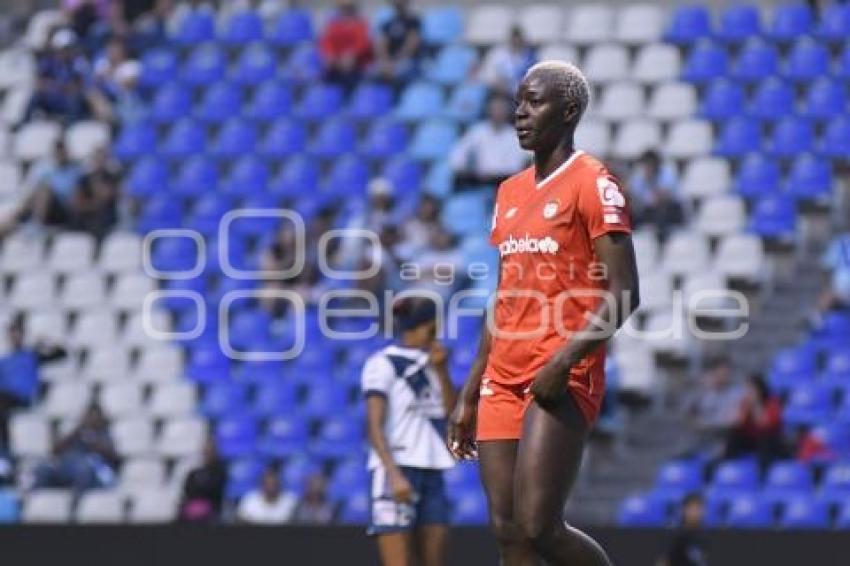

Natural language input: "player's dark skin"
[448,68,640,566]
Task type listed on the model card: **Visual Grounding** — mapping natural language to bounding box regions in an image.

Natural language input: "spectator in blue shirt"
[629,150,684,243]
[374,0,422,84]
[812,233,850,325]
[0,315,66,449]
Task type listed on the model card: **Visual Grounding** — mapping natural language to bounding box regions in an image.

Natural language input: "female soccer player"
[448,61,640,565]
[362,297,457,566]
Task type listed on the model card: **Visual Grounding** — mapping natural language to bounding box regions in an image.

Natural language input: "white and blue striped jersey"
[361,344,455,471]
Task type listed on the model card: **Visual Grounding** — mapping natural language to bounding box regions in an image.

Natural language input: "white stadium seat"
[111,273,157,310]
[23,10,65,50]
[638,271,674,313]
[122,310,172,349]
[583,43,630,83]
[714,234,767,283]
[158,417,207,458]
[47,232,96,273]
[632,44,681,84]
[0,47,36,90]
[660,231,711,277]
[695,195,747,237]
[10,413,51,458]
[60,273,107,311]
[0,232,45,274]
[133,345,184,383]
[23,490,73,523]
[128,488,179,523]
[632,229,660,274]
[643,310,692,356]
[149,382,196,418]
[682,271,738,314]
[575,120,611,156]
[69,309,119,350]
[664,120,713,159]
[615,4,665,45]
[647,83,697,122]
[537,43,579,65]
[465,5,513,45]
[8,272,56,310]
[41,382,92,419]
[25,310,67,344]
[612,119,661,160]
[100,382,145,419]
[565,4,613,45]
[119,458,167,491]
[99,231,143,273]
[597,82,644,121]
[75,490,126,523]
[612,345,657,395]
[1,86,33,125]
[112,417,155,458]
[65,121,110,161]
[83,346,132,383]
[0,161,22,202]
[13,120,61,162]
[39,356,79,383]
[681,157,731,199]
[519,4,564,45]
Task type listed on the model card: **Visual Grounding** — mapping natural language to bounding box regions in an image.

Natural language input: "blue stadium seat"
[786,154,832,203]
[422,6,464,45]
[395,81,445,121]
[784,38,829,82]
[656,460,704,493]
[160,119,206,158]
[803,78,847,120]
[716,4,761,43]
[202,382,248,419]
[835,501,850,529]
[764,461,813,502]
[824,349,850,381]
[712,459,760,496]
[327,457,369,502]
[822,463,850,501]
[770,117,814,157]
[221,155,269,197]
[230,43,277,85]
[0,489,19,523]
[299,381,349,419]
[182,43,227,86]
[126,156,169,198]
[114,122,157,161]
[187,193,233,236]
[261,416,310,459]
[310,415,365,460]
[174,156,219,198]
[452,488,489,526]
[820,116,850,158]
[186,343,232,384]
[714,117,761,157]
[284,44,323,83]
[137,194,184,232]
[346,83,393,120]
[779,498,829,529]
[770,343,818,384]
[816,3,850,42]
[216,416,258,459]
[726,494,773,528]
[700,79,745,121]
[139,48,178,88]
[444,82,488,123]
[427,45,477,86]
[150,234,200,273]
[269,155,319,197]
[253,381,299,417]
[749,79,794,121]
[424,160,454,197]
[360,120,408,159]
[784,382,833,426]
[322,154,370,196]
[732,40,779,82]
[282,456,322,496]
[749,195,796,239]
[226,458,264,499]
[220,9,263,45]
[767,3,813,42]
[383,157,421,195]
[442,191,490,236]
[161,277,207,312]
[260,118,307,158]
[311,118,357,158]
[211,119,257,158]
[293,83,344,121]
[226,308,273,352]
[815,313,850,351]
[682,41,729,83]
[338,491,369,524]
[195,82,243,123]
[245,80,292,120]
[269,8,314,46]
[617,494,668,527]
[173,8,215,45]
[150,82,191,123]
[409,120,458,161]
[664,5,712,44]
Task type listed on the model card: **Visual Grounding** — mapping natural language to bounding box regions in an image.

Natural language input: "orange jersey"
[482,151,632,422]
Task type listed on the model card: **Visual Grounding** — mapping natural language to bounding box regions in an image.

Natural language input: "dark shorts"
[367,466,450,535]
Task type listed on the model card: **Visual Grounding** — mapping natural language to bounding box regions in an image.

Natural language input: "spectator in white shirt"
[450,96,529,189]
[236,464,298,525]
[477,26,536,96]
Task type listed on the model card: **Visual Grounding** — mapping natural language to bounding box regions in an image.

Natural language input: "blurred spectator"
[812,233,850,325]
[0,315,66,449]
[374,0,422,84]
[686,358,745,459]
[478,26,535,96]
[724,374,788,467]
[236,463,298,524]
[657,493,708,566]
[402,228,464,302]
[628,150,684,243]
[399,194,442,258]
[178,436,227,523]
[337,178,397,269]
[104,60,147,124]
[294,472,335,524]
[796,425,835,463]
[93,37,131,99]
[71,168,119,238]
[33,403,117,494]
[450,96,528,188]
[25,28,94,124]
[64,1,112,41]
[320,0,372,92]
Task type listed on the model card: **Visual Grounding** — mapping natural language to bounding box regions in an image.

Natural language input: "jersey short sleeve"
[488,181,506,247]
[577,172,632,240]
[361,353,395,397]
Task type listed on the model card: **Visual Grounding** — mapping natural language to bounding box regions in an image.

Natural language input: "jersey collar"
[535,150,584,190]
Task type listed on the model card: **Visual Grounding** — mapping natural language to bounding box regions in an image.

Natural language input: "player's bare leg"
[377,532,414,566]
[416,524,448,566]
[514,394,612,566]
[478,440,538,566]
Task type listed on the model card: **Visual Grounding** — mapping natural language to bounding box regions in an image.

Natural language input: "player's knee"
[488,514,521,548]
[517,516,560,555]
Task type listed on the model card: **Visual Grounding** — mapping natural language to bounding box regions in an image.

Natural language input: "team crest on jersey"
[542,200,559,219]
[596,177,625,207]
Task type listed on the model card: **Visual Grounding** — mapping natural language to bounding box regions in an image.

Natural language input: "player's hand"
[531,358,570,409]
[388,468,415,503]
[429,341,449,368]
[448,392,478,461]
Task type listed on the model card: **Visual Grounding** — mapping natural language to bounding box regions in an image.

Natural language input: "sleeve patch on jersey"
[596,177,626,208]
[604,213,622,224]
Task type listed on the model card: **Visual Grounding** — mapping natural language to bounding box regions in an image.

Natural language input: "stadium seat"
[820,116,850,158]
[221,155,269,197]
[700,79,745,121]
[226,458,264,499]
[770,117,814,157]
[173,156,218,198]
[632,44,680,84]
[681,40,728,83]
[816,2,850,42]
[749,79,794,122]
[664,5,711,44]
[725,494,772,528]
[293,83,344,121]
[310,118,357,158]
[158,417,206,458]
[299,381,349,419]
[220,9,263,45]
[749,195,797,240]
[186,343,231,384]
[681,157,730,199]
[230,43,276,85]
[779,498,829,529]
[201,382,248,419]
[310,415,365,460]
[26,310,67,345]
[665,119,713,159]
[216,416,258,459]
[716,4,761,43]
[128,489,179,523]
[47,232,95,273]
[615,4,664,45]
[261,416,309,459]
[646,83,697,121]
[269,155,319,198]
[139,48,178,88]
[284,43,323,83]
[617,494,668,527]
[784,38,829,82]
[113,121,157,162]
[8,272,55,311]
[732,39,779,82]
[660,231,710,277]
[42,382,91,419]
[597,82,644,121]
[714,234,766,282]
[100,382,144,420]
[181,43,226,86]
[211,118,257,158]
[395,81,444,122]
[149,382,196,419]
[575,120,612,157]
[195,82,243,123]
[360,120,408,159]
[656,460,704,493]
[260,117,307,158]
[734,154,780,199]
[66,121,109,161]
[764,461,814,500]
[784,383,833,426]
[245,80,292,121]
[126,156,169,198]
[465,5,513,45]
[76,490,125,524]
[327,457,369,503]
[61,273,106,311]
[150,82,191,123]
[695,195,746,237]
[23,490,73,523]
[583,44,630,83]
[10,413,50,458]
[517,4,563,45]
[322,154,370,196]
[803,78,847,120]
[409,120,458,161]
[422,6,464,45]
[715,117,761,157]
[268,8,314,46]
[112,273,158,311]
[346,82,393,121]
[120,459,166,491]
[0,490,19,523]
[786,154,833,203]
[442,191,490,237]
[427,44,477,86]
[767,3,813,42]
[537,43,579,65]
[68,309,119,350]
[612,119,660,160]
[172,7,215,45]
[113,417,155,458]
[567,4,614,45]
[159,119,206,159]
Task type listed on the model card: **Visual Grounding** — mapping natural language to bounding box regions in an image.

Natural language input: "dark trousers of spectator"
[0,392,25,450]
[639,199,684,244]
[724,429,789,469]
[33,453,105,493]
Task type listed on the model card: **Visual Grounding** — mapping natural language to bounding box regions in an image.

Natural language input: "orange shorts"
[475,375,602,441]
